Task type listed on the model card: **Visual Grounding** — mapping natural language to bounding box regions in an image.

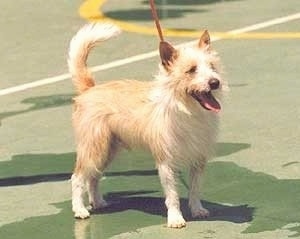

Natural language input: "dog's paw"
[167,209,186,228]
[74,208,90,219]
[168,216,186,228]
[90,199,109,211]
[191,207,210,218]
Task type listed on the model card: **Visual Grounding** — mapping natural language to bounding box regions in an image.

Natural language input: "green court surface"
[0,0,300,238]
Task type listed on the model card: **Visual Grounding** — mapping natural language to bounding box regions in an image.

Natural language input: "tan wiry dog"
[68,23,227,228]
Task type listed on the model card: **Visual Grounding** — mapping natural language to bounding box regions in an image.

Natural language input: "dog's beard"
[191,90,221,113]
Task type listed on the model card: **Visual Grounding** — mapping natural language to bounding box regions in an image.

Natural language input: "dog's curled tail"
[68,22,121,94]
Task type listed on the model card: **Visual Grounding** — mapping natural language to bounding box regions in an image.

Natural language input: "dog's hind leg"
[188,162,210,218]
[72,172,90,219]
[72,123,114,219]
[86,175,108,210]
[86,137,120,211]
[158,162,186,228]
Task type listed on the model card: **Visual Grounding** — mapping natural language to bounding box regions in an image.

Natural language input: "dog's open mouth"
[191,91,221,113]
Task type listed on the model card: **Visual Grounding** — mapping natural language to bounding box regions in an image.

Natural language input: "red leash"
[149,0,164,42]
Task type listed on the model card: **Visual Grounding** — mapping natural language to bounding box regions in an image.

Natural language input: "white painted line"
[1,12,299,96]
[89,50,158,72]
[228,12,300,34]
[0,73,71,96]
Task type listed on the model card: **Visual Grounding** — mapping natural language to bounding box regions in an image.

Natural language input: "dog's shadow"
[94,190,254,224]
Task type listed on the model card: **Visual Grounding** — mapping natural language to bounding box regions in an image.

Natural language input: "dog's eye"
[186,65,197,74]
[210,63,217,72]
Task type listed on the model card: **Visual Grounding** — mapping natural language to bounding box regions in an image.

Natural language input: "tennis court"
[0,0,300,238]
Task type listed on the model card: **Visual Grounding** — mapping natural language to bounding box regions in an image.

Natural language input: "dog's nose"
[208,78,220,90]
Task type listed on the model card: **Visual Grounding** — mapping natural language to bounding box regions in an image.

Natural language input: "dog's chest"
[169,110,219,161]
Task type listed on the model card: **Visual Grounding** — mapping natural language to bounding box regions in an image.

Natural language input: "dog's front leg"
[188,163,210,218]
[158,162,186,228]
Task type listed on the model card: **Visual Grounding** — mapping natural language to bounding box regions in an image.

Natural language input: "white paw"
[167,209,186,228]
[191,207,210,218]
[74,208,90,219]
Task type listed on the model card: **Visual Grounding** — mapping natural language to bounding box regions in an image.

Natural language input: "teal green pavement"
[1,150,300,238]
[0,0,300,238]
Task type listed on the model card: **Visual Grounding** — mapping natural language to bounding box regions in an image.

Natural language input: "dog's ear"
[199,30,211,51]
[159,41,178,71]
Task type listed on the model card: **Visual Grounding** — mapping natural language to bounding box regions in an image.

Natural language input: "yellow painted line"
[79,0,300,39]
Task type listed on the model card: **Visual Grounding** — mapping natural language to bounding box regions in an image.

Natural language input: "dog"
[68,22,227,228]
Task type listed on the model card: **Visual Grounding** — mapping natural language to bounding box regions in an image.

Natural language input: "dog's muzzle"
[190,78,221,113]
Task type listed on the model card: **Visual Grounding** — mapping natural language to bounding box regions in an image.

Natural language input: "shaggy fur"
[68,22,227,228]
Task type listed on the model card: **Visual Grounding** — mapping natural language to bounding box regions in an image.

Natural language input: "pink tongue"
[204,101,221,113]
[201,92,221,113]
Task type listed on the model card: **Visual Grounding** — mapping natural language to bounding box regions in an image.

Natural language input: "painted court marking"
[0,12,300,96]
[80,0,300,39]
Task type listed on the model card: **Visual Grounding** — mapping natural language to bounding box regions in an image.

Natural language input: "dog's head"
[158,31,227,113]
